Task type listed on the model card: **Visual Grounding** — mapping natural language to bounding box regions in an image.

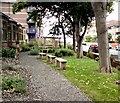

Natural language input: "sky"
[1,0,16,2]
[107,2,118,21]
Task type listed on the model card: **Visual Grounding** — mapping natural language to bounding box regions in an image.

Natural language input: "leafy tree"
[54,2,94,58]
[13,2,94,56]
[13,1,114,72]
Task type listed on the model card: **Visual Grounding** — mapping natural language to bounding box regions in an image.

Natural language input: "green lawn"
[42,56,119,102]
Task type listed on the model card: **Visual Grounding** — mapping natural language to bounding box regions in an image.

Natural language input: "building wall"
[1,12,23,47]
[0,2,28,42]
[85,20,120,42]
[0,2,28,28]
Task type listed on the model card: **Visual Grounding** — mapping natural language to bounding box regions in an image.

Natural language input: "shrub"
[2,47,16,58]
[2,76,26,94]
[42,49,48,53]
[67,44,73,50]
[85,35,97,42]
[9,45,16,50]
[108,33,112,42]
[55,49,75,57]
[85,35,93,42]
[27,41,38,47]
[55,50,63,57]
[116,66,120,70]
[87,52,94,59]
[48,49,55,53]
[2,64,16,71]
[29,49,39,55]
[21,44,30,52]
[95,57,99,61]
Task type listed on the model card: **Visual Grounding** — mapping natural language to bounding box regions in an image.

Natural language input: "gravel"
[18,52,92,101]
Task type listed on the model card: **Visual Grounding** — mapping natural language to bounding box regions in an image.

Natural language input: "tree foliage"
[12,1,114,62]
[108,33,112,42]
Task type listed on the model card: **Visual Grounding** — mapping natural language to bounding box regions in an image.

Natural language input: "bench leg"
[43,55,46,60]
[47,57,50,62]
[55,60,59,67]
[52,58,55,63]
[50,57,52,63]
[39,55,42,59]
[60,62,66,70]
[55,59,57,66]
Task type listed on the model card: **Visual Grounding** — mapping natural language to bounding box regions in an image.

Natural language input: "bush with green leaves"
[67,44,73,50]
[108,33,112,42]
[87,52,94,59]
[116,66,120,70]
[27,41,38,47]
[48,49,55,53]
[2,64,16,71]
[21,44,30,52]
[29,49,39,55]
[9,45,16,50]
[55,49,75,57]
[85,35,97,42]
[43,49,48,53]
[2,76,26,94]
[2,47,16,58]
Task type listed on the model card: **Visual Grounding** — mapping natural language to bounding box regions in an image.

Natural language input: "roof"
[107,20,120,28]
[0,12,23,27]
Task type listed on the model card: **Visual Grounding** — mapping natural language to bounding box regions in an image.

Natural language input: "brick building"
[0,2,28,42]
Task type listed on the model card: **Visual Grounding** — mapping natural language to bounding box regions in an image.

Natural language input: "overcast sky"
[107,2,118,21]
[1,0,16,2]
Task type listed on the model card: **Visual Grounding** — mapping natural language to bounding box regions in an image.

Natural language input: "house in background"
[85,20,120,42]
[107,20,120,42]
[1,12,23,47]
[26,7,37,42]
[0,2,28,43]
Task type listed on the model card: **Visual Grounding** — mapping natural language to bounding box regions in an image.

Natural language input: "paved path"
[19,52,91,101]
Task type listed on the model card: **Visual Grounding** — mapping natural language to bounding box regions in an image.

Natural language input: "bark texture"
[92,2,112,73]
[75,17,81,58]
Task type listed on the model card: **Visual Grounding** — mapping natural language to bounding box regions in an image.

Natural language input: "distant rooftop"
[107,20,120,28]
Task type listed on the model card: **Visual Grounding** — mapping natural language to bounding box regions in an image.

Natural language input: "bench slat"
[55,58,67,62]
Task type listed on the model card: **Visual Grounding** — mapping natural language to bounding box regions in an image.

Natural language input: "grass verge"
[41,56,119,102]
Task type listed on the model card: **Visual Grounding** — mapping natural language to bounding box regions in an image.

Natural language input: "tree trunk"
[75,17,81,58]
[79,21,88,58]
[92,2,112,73]
[79,37,84,58]
[61,26,66,48]
[73,27,76,52]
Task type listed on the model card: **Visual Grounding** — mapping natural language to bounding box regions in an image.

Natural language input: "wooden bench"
[55,58,67,69]
[46,54,56,63]
[39,53,47,59]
